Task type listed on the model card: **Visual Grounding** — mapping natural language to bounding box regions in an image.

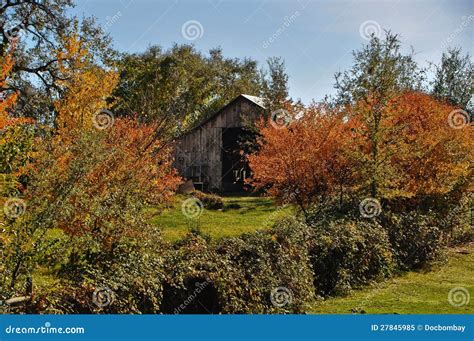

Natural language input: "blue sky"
[72,0,473,103]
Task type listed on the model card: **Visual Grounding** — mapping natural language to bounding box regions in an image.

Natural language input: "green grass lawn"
[310,243,474,314]
[150,195,293,242]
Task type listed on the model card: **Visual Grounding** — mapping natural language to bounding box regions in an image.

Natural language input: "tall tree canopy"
[0,0,116,123]
[334,32,425,197]
[113,45,290,137]
[113,45,262,136]
[261,57,290,113]
[432,47,473,111]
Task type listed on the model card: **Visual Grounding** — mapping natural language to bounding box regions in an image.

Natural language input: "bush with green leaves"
[307,218,394,297]
[381,211,446,270]
[36,238,166,314]
[160,235,224,314]
[215,219,314,313]
[161,219,314,314]
[439,193,473,246]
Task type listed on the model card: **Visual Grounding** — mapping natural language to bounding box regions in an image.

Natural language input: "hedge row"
[161,220,315,314]
[35,201,470,314]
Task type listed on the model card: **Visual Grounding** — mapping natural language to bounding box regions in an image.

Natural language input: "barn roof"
[184,94,265,134]
[241,94,266,108]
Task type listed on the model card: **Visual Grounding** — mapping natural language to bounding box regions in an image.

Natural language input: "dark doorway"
[221,127,249,192]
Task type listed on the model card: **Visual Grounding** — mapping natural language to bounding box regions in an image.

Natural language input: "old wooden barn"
[173,94,265,192]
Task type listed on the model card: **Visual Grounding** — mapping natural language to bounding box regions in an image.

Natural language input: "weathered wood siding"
[174,96,263,191]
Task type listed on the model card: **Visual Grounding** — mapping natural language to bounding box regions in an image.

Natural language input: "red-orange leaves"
[383,92,473,196]
[249,92,473,208]
[248,104,353,208]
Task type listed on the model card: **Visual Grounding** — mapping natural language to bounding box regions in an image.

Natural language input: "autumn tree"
[248,103,354,213]
[53,33,119,133]
[390,92,472,196]
[27,35,180,251]
[1,36,181,303]
[334,32,425,198]
[249,32,473,225]
[347,91,473,200]
[1,0,116,123]
[249,90,473,214]
[0,44,37,301]
[0,43,36,199]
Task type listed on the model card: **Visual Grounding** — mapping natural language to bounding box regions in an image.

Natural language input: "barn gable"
[173,94,265,192]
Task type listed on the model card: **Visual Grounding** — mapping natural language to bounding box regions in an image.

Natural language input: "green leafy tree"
[113,45,262,136]
[432,48,473,111]
[261,57,289,112]
[334,32,425,197]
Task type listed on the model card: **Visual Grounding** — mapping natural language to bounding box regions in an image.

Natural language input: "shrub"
[161,220,315,314]
[192,191,224,210]
[160,235,224,314]
[381,211,446,270]
[307,218,394,297]
[35,240,166,314]
[215,219,315,313]
[440,193,473,246]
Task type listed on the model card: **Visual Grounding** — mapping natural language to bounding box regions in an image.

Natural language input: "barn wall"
[174,96,263,191]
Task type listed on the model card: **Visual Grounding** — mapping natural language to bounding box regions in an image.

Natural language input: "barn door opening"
[221,127,249,192]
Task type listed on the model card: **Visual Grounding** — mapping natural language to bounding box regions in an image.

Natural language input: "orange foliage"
[19,36,181,247]
[54,34,119,134]
[248,104,354,208]
[381,92,473,196]
[0,44,34,198]
[249,92,473,206]
[29,117,180,241]
[0,44,30,129]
